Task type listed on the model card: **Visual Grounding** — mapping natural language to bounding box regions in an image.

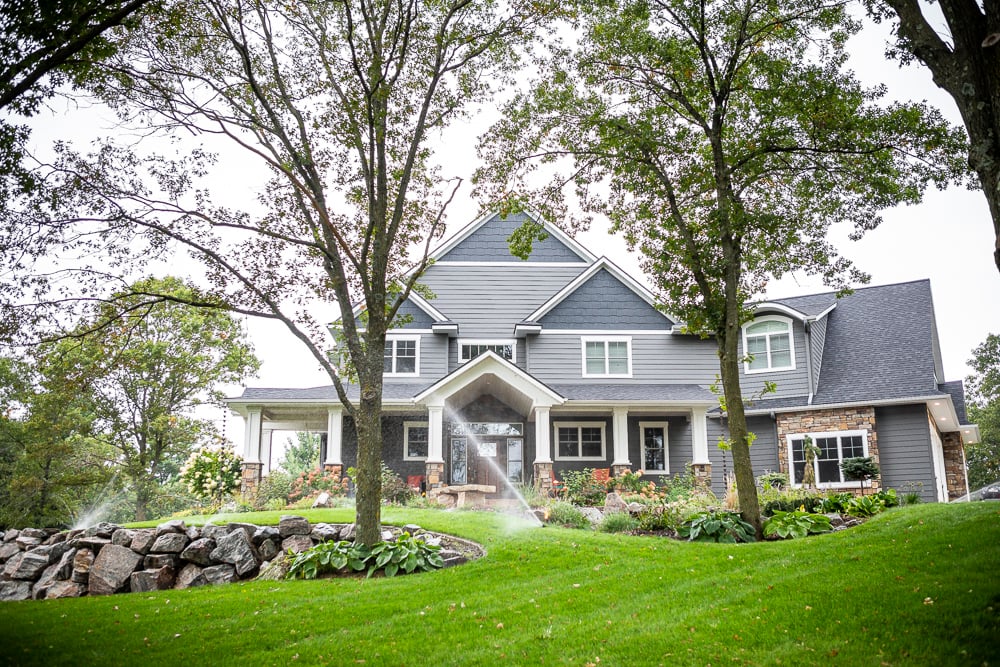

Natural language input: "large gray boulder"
[202,564,237,585]
[311,524,341,542]
[130,566,175,593]
[111,528,136,547]
[129,529,157,555]
[257,539,280,562]
[174,563,207,589]
[278,515,311,537]
[150,533,189,554]
[143,554,179,570]
[281,535,314,554]
[83,523,118,539]
[252,526,280,546]
[603,491,629,515]
[89,544,142,595]
[8,550,49,581]
[76,536,111,552]
[72,548,95,584]
[44,580,85,600]
[180,538,216,566]
[14,534,42,550]
[155,520,186,536]
[0,580,32,601]
[210,528,261,577]
[1,529,15,542]
[0,542,21,563]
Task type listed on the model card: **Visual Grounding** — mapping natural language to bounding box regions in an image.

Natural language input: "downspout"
[804,319,814,405]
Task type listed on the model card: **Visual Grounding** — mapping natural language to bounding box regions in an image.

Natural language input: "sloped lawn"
[1,503,998,666]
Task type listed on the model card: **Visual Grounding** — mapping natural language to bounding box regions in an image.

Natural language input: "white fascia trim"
[412,350,565,405]
[434,261,590,267]
[560,399,717,409]
[407,291,449,322]
[526,256,677,324]
[743,394,967,431]
[810,303,838,321]
[751,302,810,321]
[541,329,674,336]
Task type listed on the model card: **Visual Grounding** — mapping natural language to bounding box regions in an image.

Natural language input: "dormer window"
[384,336,420,376]
[459,340,516,364]
[743,316,795,373]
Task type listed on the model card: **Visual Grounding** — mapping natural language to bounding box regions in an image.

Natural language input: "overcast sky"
[21,10,1000,456]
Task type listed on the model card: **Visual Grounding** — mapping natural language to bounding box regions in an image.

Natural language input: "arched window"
[743,316,795,373]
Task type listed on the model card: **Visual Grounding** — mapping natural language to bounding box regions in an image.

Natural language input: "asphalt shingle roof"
[765,292,839,318]
[236,383,431,402]
[939,381,969,424]
[551,384,715,402]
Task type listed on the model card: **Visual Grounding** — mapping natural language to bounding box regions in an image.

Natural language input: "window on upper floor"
[403,421,429,461]
[459,339,516,364]
[743,316,795,373]
[788,430,868,486]
[581,336,632,377]
[554,422,606,460]
[384,336,419,376]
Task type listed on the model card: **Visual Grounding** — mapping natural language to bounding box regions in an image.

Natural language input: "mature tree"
[281,432,320,479]
[5,0,557,544]
[867,1,1000,272]
[39,276,259,520]
[967,333,1000,490]
[477,0,965,535]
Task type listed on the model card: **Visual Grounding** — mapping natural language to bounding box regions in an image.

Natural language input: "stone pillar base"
[425,461,445,490]
[241,462,263,493]
[534,462,554,496]
[611,464,631,478]
[323,464,343,477]
[690,463,712,490]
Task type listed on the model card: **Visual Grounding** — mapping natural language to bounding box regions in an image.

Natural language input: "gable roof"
[753,292,839,320]
[525,257,676,325]
[430,209,595,264]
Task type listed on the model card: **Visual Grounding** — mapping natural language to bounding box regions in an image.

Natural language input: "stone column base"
[690,463,712,490]
[425,461,445,490]
[241,462,263,493]
[611,464,631,477]
[323,464,343,477]
[534,462,554,496]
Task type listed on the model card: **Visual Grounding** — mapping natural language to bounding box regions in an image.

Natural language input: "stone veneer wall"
[775,407,881,493]
[940,431,969,500]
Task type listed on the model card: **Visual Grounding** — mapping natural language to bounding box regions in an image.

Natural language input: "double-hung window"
[384,336,419,376]
[788,430,868,486]
[743,316,794,373]
[403,421,429,461]
[581,336,631,377]
[554,422,606,460]
[459,339,516,364]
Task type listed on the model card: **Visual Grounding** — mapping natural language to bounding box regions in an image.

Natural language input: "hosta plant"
[763,511,832,539]
[679,510,756,543]
[286,532,443,580]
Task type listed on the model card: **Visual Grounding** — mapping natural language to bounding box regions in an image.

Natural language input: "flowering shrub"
[288,468,349,503]
[180,446,243,504]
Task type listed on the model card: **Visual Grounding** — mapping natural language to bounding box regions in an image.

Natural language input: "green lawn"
[1,503,998,666]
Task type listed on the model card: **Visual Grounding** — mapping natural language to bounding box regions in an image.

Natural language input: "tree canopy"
[967,333,1000,490]
[477,0,966,534]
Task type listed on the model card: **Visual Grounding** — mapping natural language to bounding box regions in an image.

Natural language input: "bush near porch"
[2,503,998,665]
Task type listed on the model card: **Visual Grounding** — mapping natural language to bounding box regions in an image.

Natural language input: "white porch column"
[691,407,710,464]
[325,406,343,466]
[427,405,445,463]
[242,407,262,463]
[261,428,274,471]
[534,405,552,463]
[612,407,631,467]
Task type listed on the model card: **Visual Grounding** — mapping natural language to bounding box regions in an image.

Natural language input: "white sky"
[19,12,1000,454]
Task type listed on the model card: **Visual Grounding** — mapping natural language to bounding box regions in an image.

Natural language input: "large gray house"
[227,212,977,502]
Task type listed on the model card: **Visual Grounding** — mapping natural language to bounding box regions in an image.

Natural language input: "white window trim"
[742,315,796,374]
[786,429,869,489]
[384,335,421,377]
[403,421,429,461]
[580,336,632,378]
[457,339,517,364]
[638,421,669,474]
[554,421,607,461]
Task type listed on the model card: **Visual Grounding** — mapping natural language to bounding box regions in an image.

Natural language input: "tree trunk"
[353,389,384,546]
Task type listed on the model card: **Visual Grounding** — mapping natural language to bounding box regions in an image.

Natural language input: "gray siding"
[738,316,811,399]
[808,315,828,395]
[706,416,780,496]
[420,264,586,337]
[384,333,448,383]
[551,416,615,477]
[441,212,588,263]
[875,405,937,502]
[540,269,673,329]
[392,298,436,329]
[627,416,692,476]
[527,332,718,385]
[343,414,431,483]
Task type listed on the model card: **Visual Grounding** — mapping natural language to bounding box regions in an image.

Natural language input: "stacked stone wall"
[940,431,969,500]
[775,407,881,493]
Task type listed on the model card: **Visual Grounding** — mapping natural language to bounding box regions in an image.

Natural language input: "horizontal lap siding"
[527,332,719,384]
[706,416,780,495]
[627,416,692,477]
[739,318,811,398]
[420,265,586,338]
[875,405,937,502]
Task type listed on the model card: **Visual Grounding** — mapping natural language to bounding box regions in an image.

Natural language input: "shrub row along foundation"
[0,516,464,602]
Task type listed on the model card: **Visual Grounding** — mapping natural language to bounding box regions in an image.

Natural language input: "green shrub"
[659,465,703,502]
[899,481,924,505]
[606,469,647,494]
[346,464,415,505]
[546,501,590,529]
[757,471,788,490]
[819,492,854,513]
[872,488,899,508]
[761,492,825,516]
[841,456,880,494]
[637,504,673,532]
[763,510,832,539]
[845,494,885,517]
[559,469,607,506]
[598,511,639,534]
[289,468,349,503]
[255,470,293,508]
[286,532,443,579]
[679,510,756,543]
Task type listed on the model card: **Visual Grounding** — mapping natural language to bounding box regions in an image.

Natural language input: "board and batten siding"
[706,415,780,496]
[527,332,718,385]
[808,315,829,395]
[738,316,811,399]
[875,404,938,502]
[419,264,587,338]
[539,268,673,330]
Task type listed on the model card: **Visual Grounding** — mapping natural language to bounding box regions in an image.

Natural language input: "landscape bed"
[0,502,998,666]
